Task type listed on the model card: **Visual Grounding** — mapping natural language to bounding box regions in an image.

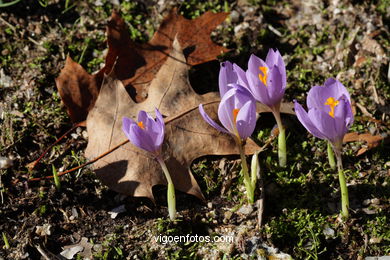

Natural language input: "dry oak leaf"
[343,132,385,156]
[55,10,228,123]
[85,39,294,201]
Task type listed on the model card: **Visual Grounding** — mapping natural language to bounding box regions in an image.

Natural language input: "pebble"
[369,237,382,244]
[207,202,213,209]
[371,198,380,205]
[237,204,253,216]
[0,157,13,169]
[230,10,240,23]
[224,211,233,222]
[323,227,335,238]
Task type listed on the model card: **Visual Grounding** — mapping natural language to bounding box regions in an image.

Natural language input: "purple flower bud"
[122,108,165,155]
[235,49,286,108]
[199,84,256,140]
[294,78,354,145]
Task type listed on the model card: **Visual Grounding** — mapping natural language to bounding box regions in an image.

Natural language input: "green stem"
[156,157,176,221]
[272,110,287,167]
[236,138,255,204]
[327,141,336,170]
[333,144,349,220]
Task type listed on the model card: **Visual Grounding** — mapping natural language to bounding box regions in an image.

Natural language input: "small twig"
[257,165,264,228]
[356,102,373,118]
[28,139,128,182]
[29,122,85,171]
[35,244,50,260]
[0,171,4,204]
[0,16,16,33]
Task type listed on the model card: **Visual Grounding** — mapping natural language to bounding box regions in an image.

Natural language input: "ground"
[0,0,389,259]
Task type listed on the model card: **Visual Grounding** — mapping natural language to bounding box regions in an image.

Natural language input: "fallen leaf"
[84,39,294,201]
[343,132,385,155]
[55,57,101,123]
[55,10,229,122]
[60,237,93,260]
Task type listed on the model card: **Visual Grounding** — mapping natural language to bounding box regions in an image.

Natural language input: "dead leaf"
[343,132,385,155]
[55,10,229,122]
[55,57,101,123]
[85,39,294,201]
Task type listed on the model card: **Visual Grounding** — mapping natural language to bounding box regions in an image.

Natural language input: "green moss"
[265,209,330,259]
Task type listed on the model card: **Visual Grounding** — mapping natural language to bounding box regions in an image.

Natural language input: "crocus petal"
[137,110,149,125]
[236,100,256,139]
[199,104,229,134]
[122,117,136,135]
[233,63,249,88]
[306,85,327,111]
[246,54,271,104]
[218,89,237,133]
[246,69,270,105]
[266,65,285,106]
[219,61,238,97]
[152,108,165,148]
[294,101,327,140]
[307,79,351,111]
[324,78,351,103]
[129,124,157,153]
[308,108,338,143]
[265,49,286,87]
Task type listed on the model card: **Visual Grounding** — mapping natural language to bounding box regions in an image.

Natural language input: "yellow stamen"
[137,121,145,129]
[324,97,339,118]
[258,66,268,86]
[233,108,240,124]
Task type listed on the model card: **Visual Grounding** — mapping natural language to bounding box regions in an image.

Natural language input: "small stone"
[0,157,13,169]
[230,10,240,23]
[1,49,9,56]
[362,199,371,206]
[207,202,213,209]
[370,198,380,205]
[323,227,335,238]
[237,204,253,216]
[93,244,103,253]
[224,211,233,221]
[369,237,382,244]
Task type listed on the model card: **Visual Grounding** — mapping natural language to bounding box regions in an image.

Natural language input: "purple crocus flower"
[199,84,256,140]
[122,108,165,155]
[294,78,354,145]
[235,49,286,108]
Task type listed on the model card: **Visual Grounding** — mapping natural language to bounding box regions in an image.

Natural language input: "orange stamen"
[258,66,268,86]
[233,108,240,124]
[137,121,145,129]
[324,97,339,118]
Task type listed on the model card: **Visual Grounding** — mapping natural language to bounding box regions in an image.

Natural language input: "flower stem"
[156,156,176,221]
[236,138,255,204]
[327,141,336,170]
[333,145,349,220]
[272,110,287,167]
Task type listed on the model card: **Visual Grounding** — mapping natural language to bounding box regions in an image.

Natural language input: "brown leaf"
[85,39,293,200]
[107,9,229,101]
[55,10,229,122]
[55,57,101,123]
[343,132,385,156]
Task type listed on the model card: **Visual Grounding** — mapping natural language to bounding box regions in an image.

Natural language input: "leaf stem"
[156,156,176,221]
[236,138,255,204]
[333,144,349,220]
[327,141,336,170]
[272,109,287,167]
